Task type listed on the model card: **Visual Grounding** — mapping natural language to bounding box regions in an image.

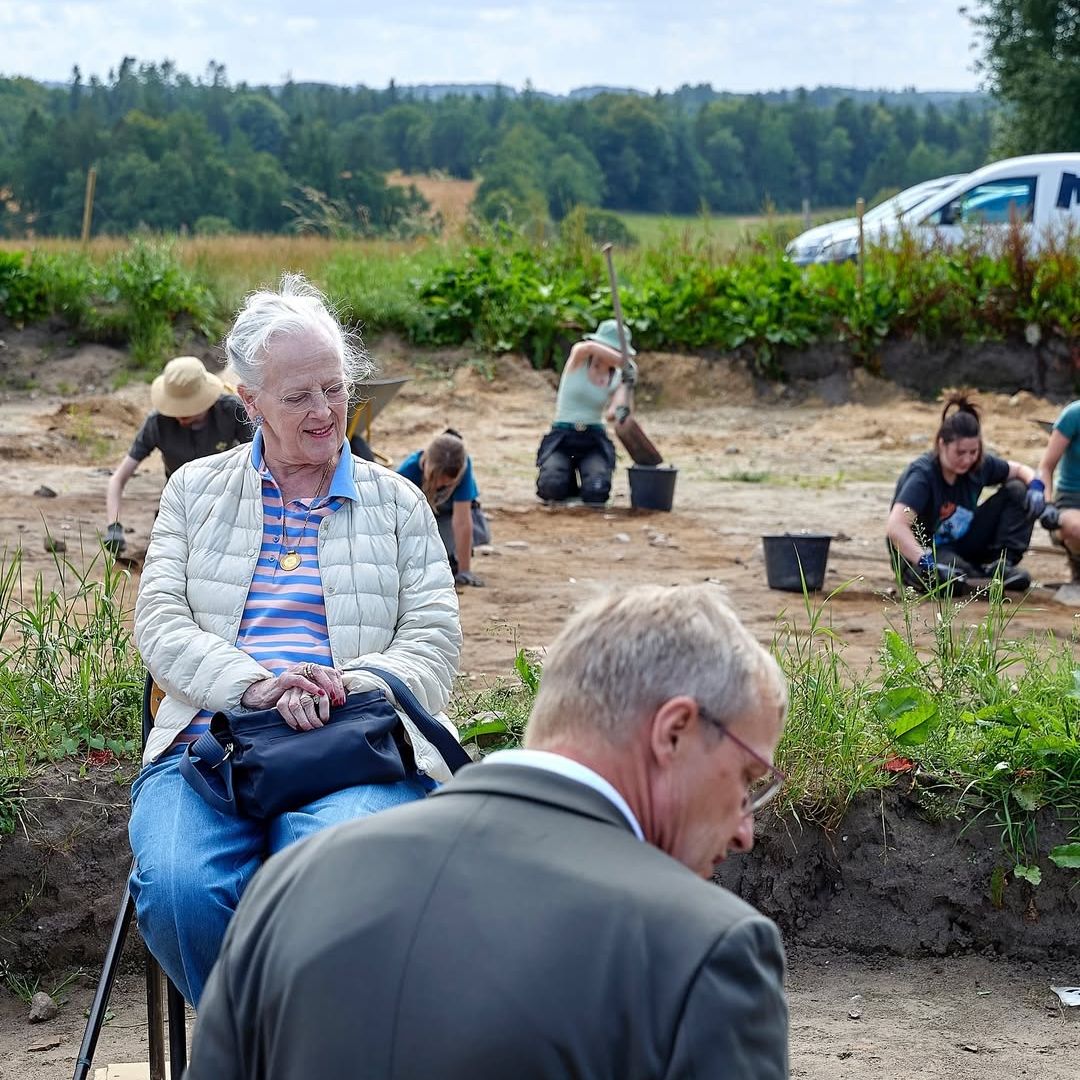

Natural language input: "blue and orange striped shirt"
[174,434,359,744]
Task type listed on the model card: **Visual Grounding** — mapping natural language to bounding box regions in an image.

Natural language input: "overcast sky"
[0,1,983,95]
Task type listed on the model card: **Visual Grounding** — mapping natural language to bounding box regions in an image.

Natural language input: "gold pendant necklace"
[277,456,335,572]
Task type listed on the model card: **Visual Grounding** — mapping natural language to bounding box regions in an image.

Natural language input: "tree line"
[0,59,995,237]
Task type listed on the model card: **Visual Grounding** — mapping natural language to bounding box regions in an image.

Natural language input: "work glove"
[103,522,126,555]
[454,570,485,588]
[917,551,966,590]
[1024,479,1046,520]
[620,359,638,390]
[1038,503,1061,531]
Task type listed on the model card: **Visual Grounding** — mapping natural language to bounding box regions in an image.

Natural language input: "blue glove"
[454,570,485,588]
[1024,479,1046,520]
[917,551,965,587]
[103,522,126,555]
[1038,503,1061,531]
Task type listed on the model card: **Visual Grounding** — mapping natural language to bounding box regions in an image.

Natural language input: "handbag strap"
[178,729,239,815]
[359,665,471,774]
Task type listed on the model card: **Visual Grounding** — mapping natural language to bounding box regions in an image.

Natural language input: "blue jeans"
[128,749,431,1006]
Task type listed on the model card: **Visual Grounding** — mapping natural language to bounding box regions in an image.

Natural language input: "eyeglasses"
[274,382,350,413]
[697,704,786,815]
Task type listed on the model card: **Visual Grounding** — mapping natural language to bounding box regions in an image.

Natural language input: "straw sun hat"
[150,356,224,418]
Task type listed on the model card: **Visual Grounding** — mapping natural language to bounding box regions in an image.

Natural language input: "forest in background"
[0,61,994,237]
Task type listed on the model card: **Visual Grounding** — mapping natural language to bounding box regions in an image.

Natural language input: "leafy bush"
[6,228,1080,380]
[407,227,1080,376]
[97,240,218,366]
[0,251,49,325]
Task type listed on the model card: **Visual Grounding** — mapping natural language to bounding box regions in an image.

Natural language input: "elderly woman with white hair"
[128,274,462,1006]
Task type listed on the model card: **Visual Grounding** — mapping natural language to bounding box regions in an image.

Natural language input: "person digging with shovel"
[535,319,637,507]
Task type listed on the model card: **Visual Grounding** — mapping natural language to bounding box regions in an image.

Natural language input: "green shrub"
[97,241,218,367]
[0,251,49,325]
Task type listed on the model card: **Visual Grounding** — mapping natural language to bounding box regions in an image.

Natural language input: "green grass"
[0,544,143,809]
[614,208,849,250]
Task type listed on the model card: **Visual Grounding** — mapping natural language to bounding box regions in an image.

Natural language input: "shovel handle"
[602,243,633,366]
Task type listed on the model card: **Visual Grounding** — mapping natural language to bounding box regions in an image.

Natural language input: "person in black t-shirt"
[887,392,1039,593]
[103,356,252,553]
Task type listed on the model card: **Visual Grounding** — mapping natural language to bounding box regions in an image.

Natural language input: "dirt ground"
[1,329,1079,1077]
[2,329,1078,678]
[1,946,1076,1079]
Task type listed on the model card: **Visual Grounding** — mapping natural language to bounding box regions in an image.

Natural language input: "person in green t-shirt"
[1033,399,1080,583]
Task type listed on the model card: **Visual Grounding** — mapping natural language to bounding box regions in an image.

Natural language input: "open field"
[616,207,834,248]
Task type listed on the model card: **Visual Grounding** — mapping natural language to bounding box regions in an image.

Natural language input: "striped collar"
[250,430,359,502]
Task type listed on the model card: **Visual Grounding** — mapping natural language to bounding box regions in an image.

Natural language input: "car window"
[865,180,954,225]
[925,177,1037,226]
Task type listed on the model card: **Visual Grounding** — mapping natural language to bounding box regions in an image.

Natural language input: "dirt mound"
[0,325,128,395]
[717,787,1079,960]
[0,762,134,974]
[639,352,758,408]
[1,769,1075,974]
[53,397,145,437]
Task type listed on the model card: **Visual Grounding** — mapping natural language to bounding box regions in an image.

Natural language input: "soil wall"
[1,769,1075,976]
[772,337,1080,400]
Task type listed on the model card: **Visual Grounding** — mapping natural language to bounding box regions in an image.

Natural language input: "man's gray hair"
[224,272,374,389]
[525,584,786,746]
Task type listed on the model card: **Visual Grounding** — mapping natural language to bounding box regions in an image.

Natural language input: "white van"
[879,154,1080,252]
[786,175,966,266]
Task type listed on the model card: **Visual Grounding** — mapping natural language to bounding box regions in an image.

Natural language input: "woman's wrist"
[241,677,275,709]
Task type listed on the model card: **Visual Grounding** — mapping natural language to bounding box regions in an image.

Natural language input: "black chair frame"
[72,674,187,1080]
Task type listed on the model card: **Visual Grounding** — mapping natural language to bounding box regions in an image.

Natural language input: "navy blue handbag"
[178,666,470,819]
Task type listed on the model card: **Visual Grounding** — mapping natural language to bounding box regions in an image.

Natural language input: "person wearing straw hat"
[535,319,636,507]
[103,355,253,553]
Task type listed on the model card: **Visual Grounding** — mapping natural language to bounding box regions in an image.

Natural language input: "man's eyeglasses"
[697,704,786,815]
[276,382,350,413]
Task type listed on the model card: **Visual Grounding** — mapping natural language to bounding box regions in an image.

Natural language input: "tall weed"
[0,545,142,804]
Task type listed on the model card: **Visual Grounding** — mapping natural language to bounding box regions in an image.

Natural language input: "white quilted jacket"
[134,443,463,778]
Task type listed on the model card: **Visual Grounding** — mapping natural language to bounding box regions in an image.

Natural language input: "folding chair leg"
[167,978,188,1078]
[72,867,137,1080]
[146,951,167,1080]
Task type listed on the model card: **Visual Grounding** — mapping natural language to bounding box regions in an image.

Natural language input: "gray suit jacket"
[187,763,789,1079]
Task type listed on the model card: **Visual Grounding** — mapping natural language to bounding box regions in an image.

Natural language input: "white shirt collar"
[483,748,644,841]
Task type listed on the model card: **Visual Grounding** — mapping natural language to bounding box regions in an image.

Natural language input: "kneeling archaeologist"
[187,583,791,1080]
[103,355,252,553]
[887,392,1037,593]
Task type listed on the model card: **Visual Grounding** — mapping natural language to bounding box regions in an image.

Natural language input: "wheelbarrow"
[347,376,409,463]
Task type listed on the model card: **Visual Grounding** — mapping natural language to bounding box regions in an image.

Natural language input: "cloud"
[0,1,980,93]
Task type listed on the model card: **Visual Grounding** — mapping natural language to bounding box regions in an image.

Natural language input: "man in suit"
[187,583,790,1080]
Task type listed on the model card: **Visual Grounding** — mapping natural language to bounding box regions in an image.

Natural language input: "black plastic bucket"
[628,464,678,511]
[762,533,832,591]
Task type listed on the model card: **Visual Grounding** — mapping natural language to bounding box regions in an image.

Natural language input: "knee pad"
[537,474,572,501]
[581,476,611,504]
